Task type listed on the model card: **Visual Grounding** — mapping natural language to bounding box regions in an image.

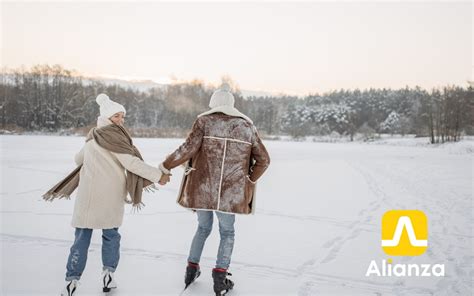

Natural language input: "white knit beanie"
[209,83,234,108]
[96,93,126,118]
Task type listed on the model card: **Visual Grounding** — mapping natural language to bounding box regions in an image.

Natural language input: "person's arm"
[74,146,85,166]
[249,128,270,183]
[112,152,162,183]
[160,118,204,172]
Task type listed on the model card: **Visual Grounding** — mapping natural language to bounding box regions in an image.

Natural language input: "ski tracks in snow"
[297,157,472,295]
[296,159,409,295]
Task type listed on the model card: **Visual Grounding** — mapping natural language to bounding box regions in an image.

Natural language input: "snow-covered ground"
[1,135,472,296]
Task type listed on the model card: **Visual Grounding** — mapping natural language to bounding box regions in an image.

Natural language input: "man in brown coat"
[159,83,270,295]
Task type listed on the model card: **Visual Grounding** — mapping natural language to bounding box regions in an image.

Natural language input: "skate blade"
[102,286,116,293]
[216,289,230,296]
[184,271,201,288]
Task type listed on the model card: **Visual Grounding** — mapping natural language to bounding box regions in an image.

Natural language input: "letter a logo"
[381,210,428,256]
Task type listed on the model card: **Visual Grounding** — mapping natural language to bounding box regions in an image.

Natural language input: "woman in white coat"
[53,94,167,296]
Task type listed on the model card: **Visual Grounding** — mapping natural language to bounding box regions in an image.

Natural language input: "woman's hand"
[158,173,172,185]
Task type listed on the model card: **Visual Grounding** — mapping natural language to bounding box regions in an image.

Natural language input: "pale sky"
[1,1,472,95]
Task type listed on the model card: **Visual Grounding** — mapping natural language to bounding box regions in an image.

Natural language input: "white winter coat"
[71,137,162,229]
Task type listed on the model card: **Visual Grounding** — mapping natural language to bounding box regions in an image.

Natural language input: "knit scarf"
[42,124,154,209]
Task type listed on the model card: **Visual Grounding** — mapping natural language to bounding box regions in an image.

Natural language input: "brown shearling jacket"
[163,112,270,214]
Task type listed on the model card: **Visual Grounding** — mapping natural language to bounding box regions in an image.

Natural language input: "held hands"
[158,162,172,186]
[158,173,172,186]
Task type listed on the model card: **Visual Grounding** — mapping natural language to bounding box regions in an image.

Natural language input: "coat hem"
[176,202,253,216]
[71,223,122,229]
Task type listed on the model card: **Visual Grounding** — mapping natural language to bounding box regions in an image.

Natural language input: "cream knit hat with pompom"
[209,83,235,108]
[96,93,126,118]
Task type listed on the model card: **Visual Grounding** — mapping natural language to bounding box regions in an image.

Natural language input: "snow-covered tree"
[313,103,355,135]
[280,104,314,138]
[380,111,401,134]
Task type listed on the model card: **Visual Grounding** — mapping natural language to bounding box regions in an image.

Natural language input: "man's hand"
[158,173,171,185]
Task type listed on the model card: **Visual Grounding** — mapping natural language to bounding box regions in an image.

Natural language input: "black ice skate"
[184,262,201,289]
[212,268,234,296]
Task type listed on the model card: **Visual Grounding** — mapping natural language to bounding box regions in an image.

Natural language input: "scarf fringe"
[42,192,72,202]
[144,183,158,193]
[129,183,157,212]
[131,201,145,213]
[44,183,157,204]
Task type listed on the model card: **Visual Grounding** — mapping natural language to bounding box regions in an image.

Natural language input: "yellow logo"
[381,210,428,256]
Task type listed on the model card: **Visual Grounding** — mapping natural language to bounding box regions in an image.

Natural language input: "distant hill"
[86,76,284,98]
[84,76,166,92]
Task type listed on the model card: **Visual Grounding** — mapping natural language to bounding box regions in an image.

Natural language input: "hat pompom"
[220,83,231,92]
[96,93,110,106]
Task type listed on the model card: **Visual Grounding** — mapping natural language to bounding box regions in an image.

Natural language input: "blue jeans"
[65,228,121,281]
[187,211,236,269]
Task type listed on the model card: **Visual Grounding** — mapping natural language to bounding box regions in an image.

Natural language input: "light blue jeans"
[187,210,236,269]
[65,228,121,281]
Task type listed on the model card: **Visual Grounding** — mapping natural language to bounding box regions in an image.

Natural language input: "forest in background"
[1,65,473,143]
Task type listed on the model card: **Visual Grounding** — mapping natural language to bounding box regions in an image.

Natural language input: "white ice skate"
[102,269,117,293]
[61,279,79,296]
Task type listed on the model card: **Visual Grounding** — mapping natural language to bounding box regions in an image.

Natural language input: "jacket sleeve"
[249,128,270,182]
[74,146,85,166]
[112,152,163,183]
[162,118,204,171]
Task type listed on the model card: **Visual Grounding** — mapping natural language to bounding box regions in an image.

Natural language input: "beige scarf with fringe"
[42,124,154,209]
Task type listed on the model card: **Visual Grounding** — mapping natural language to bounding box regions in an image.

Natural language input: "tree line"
[1,65,472,143]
